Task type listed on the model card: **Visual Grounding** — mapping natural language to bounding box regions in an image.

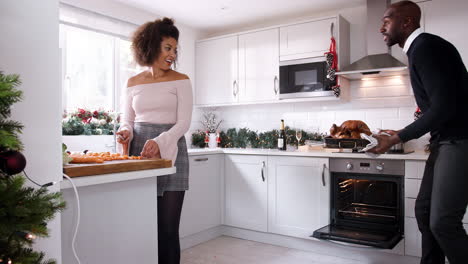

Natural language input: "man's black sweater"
[398,33,468,142]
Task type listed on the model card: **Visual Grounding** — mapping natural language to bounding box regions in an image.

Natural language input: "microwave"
[279,58,334,99]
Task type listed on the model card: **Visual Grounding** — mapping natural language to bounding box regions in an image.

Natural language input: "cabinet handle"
[330,22,334,38]
[233,80,237,97]
[322,163,327,186]
[261,161,266,182]
[194,158,208,162]
[274,76,279,95]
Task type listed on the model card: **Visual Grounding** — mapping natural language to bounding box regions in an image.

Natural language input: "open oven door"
[312,224,402,249]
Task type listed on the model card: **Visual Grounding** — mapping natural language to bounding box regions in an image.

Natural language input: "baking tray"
[324,136,370,149]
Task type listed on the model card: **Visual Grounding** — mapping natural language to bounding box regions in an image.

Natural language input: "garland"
[62,109,119,136]
[192,127,325,149]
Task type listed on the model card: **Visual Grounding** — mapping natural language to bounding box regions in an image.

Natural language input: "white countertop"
[61,167,176,189]
[188,148,429,161]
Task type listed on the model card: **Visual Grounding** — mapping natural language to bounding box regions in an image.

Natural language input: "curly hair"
[131,17,179,67]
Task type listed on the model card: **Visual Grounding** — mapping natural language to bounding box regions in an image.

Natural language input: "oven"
[313,158,404,249]
[279,58,333,99]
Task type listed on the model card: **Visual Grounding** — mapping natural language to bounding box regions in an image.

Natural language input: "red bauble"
[0,150,27,175]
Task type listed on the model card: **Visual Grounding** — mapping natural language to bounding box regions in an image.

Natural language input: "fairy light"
[25,233,36,240]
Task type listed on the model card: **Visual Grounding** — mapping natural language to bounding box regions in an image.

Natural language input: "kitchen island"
[61,167,176,264]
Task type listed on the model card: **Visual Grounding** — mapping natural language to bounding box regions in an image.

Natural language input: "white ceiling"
[112,0,365,33]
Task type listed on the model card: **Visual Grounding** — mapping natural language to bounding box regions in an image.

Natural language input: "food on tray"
[68,152,141,164]
[330,120,372,139]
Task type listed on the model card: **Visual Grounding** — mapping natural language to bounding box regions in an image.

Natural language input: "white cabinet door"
[280,18,336,61]
[405,217,422,257]
[268,156,330,238]
[225,155,268,232]
[425,0,468,64]
[195,36,238,105]
[180,154,223,238]
[238,28,279,102]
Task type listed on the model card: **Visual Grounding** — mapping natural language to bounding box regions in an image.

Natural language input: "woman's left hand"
[141,139,161,159]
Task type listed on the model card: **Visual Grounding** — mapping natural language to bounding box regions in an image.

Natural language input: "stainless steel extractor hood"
[336,0,408,80]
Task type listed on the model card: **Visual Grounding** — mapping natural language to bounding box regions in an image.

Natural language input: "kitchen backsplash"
[189,76,430,151]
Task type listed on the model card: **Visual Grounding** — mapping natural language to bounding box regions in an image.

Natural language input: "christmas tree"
[0,71,66,264]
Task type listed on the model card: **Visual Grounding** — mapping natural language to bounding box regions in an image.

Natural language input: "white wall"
[190,0,468,151]
[0,0,62,262]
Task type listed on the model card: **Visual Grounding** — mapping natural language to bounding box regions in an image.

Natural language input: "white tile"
[282,112,308,121]
[399,107,417,119]
[364,119,383,131]
[334,110,366,121]
[317,111,335,120]
[365,108,398,119]
[381,119,413,130]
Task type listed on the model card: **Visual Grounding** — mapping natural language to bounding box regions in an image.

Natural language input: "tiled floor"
[181,236,362,264]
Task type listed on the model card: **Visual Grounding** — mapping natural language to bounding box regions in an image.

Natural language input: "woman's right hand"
[116,130,130,144]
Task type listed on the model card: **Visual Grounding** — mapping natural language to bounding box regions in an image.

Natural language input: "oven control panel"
[330,158,404,176]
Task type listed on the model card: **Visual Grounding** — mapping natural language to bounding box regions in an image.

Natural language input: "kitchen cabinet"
[180,154,223,238]
[280,17,336,61]
[404,160,468,257]
[267,156,329,238]
[238,28,279,103]
[424,0,468,63]
[195,35,238,105]
[405,217,422,257]
[279,16,349,66]
[195,15,349,106]
[224,155,268,232]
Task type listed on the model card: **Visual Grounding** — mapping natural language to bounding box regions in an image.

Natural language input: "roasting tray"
[324,136,370,150]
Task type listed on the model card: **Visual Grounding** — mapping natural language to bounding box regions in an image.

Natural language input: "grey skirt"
[130,122,189,196]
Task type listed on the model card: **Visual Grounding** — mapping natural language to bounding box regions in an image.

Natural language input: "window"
[59,9,144,113]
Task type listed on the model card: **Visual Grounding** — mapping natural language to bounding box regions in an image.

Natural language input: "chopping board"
[63,159,172,177]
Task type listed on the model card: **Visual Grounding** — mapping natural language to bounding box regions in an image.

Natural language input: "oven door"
[312,224,402,249]
[312,171,403,249]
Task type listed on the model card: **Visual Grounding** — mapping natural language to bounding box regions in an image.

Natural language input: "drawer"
[405,179,421,198]
[405,161,425,179]
[405,198,416,218]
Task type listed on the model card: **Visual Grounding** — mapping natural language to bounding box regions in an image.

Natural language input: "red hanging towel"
[325,36,340,97]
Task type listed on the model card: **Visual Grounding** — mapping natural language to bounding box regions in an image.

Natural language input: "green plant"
[62,108,118,135]
[191,130,206,148]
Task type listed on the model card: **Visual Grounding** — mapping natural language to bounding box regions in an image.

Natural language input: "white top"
[118,79,193,165]
[403,27,424,54]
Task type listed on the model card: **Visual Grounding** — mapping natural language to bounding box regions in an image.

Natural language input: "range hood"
[336,0,408,80]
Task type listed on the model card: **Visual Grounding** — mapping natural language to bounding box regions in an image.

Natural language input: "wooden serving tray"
[63,159,172,177]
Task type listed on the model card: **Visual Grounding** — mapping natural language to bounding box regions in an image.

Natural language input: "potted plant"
[200,111,222,149]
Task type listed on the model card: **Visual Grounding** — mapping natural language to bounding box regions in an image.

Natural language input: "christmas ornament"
[0,150,26,175]
[414,107,422,120]
[324,30,341,98]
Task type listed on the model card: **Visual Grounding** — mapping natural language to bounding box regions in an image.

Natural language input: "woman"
[116,17,192,264]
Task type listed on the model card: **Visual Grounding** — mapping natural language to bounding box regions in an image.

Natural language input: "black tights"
[157,191,185,264]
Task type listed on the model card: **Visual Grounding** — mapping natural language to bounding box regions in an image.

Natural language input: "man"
[369,1,468,263]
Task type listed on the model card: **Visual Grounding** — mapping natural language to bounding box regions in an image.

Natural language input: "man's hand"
[368,134,402,154]
[378,129,401,136]
[141,139,161,159]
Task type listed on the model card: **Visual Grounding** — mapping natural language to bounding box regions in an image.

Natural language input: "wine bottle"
[278,119,287,151]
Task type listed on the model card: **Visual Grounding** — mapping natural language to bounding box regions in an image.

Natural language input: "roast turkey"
[330,120,372,139]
